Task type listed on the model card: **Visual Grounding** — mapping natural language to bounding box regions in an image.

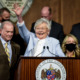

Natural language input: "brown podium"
[15,56,80,80]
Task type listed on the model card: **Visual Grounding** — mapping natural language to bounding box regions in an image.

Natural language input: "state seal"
[36,59,66,80]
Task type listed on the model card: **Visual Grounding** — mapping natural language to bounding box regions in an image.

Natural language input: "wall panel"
[61,0,80,34]
[16,0,80,35]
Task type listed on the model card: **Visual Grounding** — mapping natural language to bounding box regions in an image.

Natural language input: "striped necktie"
[5,43,10,64]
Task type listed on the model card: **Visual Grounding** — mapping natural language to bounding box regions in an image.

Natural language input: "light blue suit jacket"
[17,22,65,57]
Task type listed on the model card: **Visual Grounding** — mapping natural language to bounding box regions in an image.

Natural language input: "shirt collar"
[0,23,1,26]
[0,36,10,45]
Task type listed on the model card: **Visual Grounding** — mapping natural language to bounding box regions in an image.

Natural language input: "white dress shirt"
[0,23,1,28]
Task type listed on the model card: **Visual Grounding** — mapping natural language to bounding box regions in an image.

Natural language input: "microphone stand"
[47,46,59,57]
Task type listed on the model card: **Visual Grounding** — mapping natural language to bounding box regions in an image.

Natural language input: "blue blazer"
[17,22,65,57]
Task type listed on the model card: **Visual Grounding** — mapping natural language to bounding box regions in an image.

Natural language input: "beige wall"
[16,0,80,35]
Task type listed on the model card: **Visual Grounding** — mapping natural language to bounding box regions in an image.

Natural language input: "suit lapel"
[49,21,55,36]
[11,41,15,65]
[45,37,51,46]
[0,40,6,55]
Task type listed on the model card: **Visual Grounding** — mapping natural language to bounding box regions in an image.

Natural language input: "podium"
[15,56,80,80]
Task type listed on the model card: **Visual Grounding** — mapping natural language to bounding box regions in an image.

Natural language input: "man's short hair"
[1,21,13,29]
[1,7,10,14]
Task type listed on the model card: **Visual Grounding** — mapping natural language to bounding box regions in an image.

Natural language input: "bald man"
[31,6,65,45]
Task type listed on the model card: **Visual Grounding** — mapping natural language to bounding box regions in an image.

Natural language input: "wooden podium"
[15,56,80,80]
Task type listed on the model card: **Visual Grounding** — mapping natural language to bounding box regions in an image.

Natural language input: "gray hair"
[34,18,51,30]
[1,21,13,29]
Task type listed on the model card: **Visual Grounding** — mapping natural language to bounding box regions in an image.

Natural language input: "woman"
[62,34,80,57]
[13,3,65,57]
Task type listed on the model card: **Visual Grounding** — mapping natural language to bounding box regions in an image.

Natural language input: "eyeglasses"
[35,27,47,30]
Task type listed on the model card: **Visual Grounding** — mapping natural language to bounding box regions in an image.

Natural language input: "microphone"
[46,46,59,57]
[36,46,45,57]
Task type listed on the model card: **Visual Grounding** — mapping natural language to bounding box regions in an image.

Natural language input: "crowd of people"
[0,3,80,80]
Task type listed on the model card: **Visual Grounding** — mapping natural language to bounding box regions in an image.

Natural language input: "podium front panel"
[15,57,80,80]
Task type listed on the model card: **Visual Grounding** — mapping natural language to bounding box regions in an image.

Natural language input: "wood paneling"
[14,1,80,79]
[15,57,80,80]
[15,0,80,35]
[21,0,61,31]
[61,0,80,34]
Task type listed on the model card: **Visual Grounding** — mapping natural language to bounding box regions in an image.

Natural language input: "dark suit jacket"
[30,20,65,45]
[12,27,26,55]
[0,40,20,80]
[70,23,80,45]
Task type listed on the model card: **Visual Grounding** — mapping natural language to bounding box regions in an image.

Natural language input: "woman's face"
[66,37,75,44]
[35,22,50,39]
[65,37,76,52]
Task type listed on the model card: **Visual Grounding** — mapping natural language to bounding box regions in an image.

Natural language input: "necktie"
[5,43,10,64]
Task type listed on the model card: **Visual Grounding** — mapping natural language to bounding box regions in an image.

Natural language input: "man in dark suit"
[1,7,26,55]
[0,21,20,80]
[31,6,65,44]
[70,23,80,46]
